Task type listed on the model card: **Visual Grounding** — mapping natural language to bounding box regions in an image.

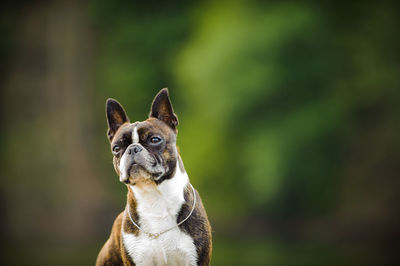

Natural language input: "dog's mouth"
[121,160,164,185]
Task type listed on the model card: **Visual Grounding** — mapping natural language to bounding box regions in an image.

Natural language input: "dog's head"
[106,88,180,186]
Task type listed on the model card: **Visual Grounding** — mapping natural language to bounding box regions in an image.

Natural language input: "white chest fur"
[122,163,198,266]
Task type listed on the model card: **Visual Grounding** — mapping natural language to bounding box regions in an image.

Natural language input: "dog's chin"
[122,164,164,186]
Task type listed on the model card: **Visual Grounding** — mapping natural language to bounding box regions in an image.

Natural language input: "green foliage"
[91,0,400,229]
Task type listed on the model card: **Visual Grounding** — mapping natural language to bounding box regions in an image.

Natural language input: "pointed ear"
[149,88,178,131]
[106,98,129,141]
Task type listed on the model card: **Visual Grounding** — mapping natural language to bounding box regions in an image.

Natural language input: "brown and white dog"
[96,89,212,266]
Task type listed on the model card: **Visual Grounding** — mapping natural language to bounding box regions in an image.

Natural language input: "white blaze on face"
[119,125,139,182]
[132,126,139,144]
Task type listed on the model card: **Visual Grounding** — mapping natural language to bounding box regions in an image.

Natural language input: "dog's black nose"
[127,144,143,155]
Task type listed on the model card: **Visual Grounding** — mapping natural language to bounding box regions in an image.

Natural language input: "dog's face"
[106,89,179,186]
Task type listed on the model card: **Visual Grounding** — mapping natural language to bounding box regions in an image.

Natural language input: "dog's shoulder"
[178,186,212,266]
[96,212,125,266]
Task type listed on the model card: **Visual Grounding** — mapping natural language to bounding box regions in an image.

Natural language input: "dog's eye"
[149,136,162,144]
[112,145,120,154]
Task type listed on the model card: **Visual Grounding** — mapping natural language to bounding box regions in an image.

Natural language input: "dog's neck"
[125,159,189,232]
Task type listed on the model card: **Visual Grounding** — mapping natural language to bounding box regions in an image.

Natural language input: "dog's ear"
[149,88,178,131]
[106,98,129,141]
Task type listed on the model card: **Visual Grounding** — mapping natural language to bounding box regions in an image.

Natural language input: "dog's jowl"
[96,89,212,266]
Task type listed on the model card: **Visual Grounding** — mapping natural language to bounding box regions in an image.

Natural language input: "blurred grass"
[212,238,386,266]
[2,238,385,266]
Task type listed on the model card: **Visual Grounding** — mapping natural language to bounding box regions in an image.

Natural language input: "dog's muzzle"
[119,144,164,183]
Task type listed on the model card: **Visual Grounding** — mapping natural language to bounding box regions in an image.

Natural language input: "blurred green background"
[1,0,399,265]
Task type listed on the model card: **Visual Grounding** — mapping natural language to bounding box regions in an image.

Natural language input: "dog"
[96,88,212,266]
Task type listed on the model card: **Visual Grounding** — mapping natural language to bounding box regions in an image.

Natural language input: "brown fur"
[177,185,212,266]
[96,189,140,266]
[96,212,125,265]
